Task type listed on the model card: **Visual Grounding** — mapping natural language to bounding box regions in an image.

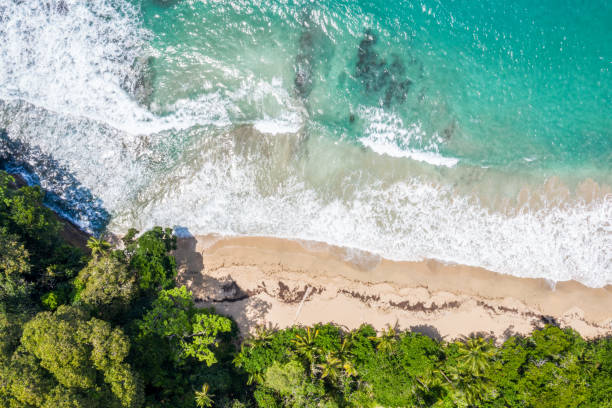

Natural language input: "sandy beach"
[174,234,612,342]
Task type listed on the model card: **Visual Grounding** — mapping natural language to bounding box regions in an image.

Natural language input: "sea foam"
[106,130,611,288]
[358,107,459,167]
[0,0,233,136]
[1,0,610,288]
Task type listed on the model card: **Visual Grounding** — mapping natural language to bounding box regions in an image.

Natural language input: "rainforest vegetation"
[0,170,610,408]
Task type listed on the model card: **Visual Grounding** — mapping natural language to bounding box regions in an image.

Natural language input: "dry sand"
[174,234,612,342]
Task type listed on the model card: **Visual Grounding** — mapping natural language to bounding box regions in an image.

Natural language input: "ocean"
[0,0,610,286]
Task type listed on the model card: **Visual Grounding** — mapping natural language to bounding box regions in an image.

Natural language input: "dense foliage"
[233,324,612,407]
[0,171,610,407]
[0,173,240,408]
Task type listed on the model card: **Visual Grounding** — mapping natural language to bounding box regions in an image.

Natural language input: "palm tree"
[292,327,320,365]
[343,360,358,378]
[245,325,274,350]
[445,367,493,407]
[456,337,496,376]
[412,376,432,406]
[336,337,352,359]
[246,372,264,386]
[195,383,214,408]
[437,338,496,407]
[370,326,398,353]
[414,369,439,394]
[86,236,111,258]
[318,353,343,382]
[335,337,358,377]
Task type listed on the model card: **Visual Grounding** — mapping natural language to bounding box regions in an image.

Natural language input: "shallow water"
[0,0,610,285]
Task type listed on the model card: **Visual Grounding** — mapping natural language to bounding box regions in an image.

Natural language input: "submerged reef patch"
[356,30,413,107]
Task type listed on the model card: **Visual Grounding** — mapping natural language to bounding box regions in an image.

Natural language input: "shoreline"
[175,234,612,341]
[9,166,610,342]
[8,172,92,251]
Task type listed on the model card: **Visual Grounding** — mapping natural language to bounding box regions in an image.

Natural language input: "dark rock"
[152,0,179,7]
[355,31,415,107]
[121,56,155,107]
[205,276,249,302]
[0,132,110,233]
[56,0,68,15]
[294,29,315,97]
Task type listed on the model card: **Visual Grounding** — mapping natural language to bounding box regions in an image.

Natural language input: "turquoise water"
[0,0,610,285]
[140,0,612,171]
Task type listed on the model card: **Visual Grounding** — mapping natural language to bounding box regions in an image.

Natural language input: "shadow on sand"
[173,228,272,336]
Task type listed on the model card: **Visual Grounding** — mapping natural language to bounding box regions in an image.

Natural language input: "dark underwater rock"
[295,30,315,97]
[121,56,155,107]
[293,8,335,100]
[42,0,68,16]
[152,0,180,7]
[356,30,384,92]
[56,0,68,15]
[355,30,415,107]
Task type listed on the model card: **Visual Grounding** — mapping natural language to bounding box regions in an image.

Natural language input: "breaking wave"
[0,0,610,287]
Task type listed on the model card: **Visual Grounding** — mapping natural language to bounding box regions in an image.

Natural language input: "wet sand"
[175,234,612,342]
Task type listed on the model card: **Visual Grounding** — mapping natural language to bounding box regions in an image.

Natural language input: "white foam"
[0,99,148,228]
[253,113,302,135]
[2,0,610,289]
[106,133,612,288]
[0,0,234,135]
[360,137,459,167]
[358,107,459,167]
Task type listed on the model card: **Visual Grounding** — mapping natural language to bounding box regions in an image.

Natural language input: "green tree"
[356,331,444,406]
[370,326,398,353]
[445,368,493,407]
[263,360,327,407]
[0,228,30,277]
[138,286,232,365]
[123,227,177,291]
[292,327,320,369]
[20,305,143,407]
[38,384,127,408]
[195,383,214,408]
[588,338,612,406]
[75,255,137,320]
[456,337,496,376]
[1,347,55,407]
[245,325,274,350]
[86,236,111,258]
[0,179,61,251]
[0,228,31,303]
[21,306,96,388]
[0,307,26,359]
[336,338,357,378]
[317,353,343,382]
[0,172,86,295]
[516,326,590,408]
